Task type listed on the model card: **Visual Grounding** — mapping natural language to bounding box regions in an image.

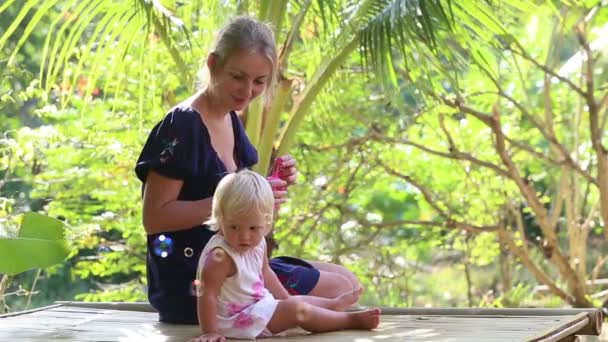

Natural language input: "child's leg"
[291,287,362,311]
[266,297,380,334]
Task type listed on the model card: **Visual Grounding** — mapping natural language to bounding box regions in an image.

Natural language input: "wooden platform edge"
[377,307,604,318]
[378,307,603,339]
[53,301,157,312]
[0,303,64,319]
[528,312,590,342]
[533,309,603,339]
[50,301,606,329]
[3,302,602,339]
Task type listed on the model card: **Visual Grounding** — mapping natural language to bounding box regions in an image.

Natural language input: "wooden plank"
[527,312,589,342]
[55,301,156,312]
[377,307,602,317]
[0,303,63,318]
[0,304,603,342]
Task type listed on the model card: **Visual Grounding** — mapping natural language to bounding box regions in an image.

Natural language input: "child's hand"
[191,332,225,342]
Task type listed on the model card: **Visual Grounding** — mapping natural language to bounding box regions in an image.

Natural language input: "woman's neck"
[192,89,229,121]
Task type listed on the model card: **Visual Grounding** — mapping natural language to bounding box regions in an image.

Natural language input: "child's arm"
[195,247,235,341]
[262,252,290,300]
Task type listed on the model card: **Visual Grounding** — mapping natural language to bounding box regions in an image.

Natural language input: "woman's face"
[210,50,272,111]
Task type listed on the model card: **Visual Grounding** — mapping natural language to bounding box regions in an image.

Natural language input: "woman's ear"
[207,53,218,75]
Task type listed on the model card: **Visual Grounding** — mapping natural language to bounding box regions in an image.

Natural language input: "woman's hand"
[267,177,288,208]
[275,154,298,185]
[268,155,297,209]
[191,333,225,342]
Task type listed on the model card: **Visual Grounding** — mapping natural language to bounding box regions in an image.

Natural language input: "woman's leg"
[266,297,380,334]
[307,261,361,298]
[292,288,362,311]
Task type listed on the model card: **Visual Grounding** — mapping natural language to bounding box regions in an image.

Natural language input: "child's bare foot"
[333,287,363,311]
[349,308,381,330]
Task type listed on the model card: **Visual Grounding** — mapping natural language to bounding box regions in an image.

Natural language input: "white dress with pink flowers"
[199,234,279,339]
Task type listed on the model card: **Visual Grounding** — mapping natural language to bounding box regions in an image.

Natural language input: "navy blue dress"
[135,106,319,324]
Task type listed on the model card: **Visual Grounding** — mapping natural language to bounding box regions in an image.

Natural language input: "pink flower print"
[233,312,254,329]
[227,302,248,316]
[252,274,265,301]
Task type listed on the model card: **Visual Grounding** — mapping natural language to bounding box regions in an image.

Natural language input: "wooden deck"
[0,302,603,341]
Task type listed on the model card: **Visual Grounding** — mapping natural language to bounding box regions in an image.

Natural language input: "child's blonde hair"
[208,170,274,232]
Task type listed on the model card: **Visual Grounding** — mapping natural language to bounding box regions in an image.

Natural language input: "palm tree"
[1,0,530,305]
[1,0,512,174]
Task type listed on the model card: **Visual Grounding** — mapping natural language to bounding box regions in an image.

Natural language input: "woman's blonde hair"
[208,170,274,233]
[198,16,277,100]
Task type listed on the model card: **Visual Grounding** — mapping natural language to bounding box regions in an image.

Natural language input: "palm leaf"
[276,0,457,155]
[275,0,534,155]
[0,0,192,105]
[356,0,454,80]
[278,0,312,72]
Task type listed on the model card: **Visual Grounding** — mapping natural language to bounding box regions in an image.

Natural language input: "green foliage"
[0,212,69,275]
[1,0,607,312]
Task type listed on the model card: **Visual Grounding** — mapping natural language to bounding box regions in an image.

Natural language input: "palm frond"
[275,0,530,154]
[356,0,540,87]
[356,0,453,83]
[0,0,193,106]
[0,0,18,14]
[278,0,312,72]
[142,0,194,85]
[260,0,289,42]
[4,1,60,67]
[310,0,342,36]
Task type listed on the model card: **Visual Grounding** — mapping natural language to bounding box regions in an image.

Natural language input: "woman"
[135,16,360,324]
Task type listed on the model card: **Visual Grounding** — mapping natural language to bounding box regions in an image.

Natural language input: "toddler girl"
[193,170,380,341]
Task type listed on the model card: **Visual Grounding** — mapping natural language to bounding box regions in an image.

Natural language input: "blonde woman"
[135,16,360,324]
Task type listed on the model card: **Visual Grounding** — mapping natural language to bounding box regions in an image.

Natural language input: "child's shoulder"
[200,237,236,274]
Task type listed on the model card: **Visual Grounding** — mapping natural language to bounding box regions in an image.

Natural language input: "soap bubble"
[190,279,204,297]
[153,234,174,258]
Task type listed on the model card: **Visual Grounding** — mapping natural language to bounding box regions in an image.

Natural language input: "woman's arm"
[142,170,212,234]
[196,247,235,339]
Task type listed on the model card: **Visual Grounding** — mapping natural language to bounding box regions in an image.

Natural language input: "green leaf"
[0,213,69,275]
[19,212,65,240]
[0,238,69,276]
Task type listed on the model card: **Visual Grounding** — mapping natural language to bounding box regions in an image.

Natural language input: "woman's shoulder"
[159,104,200,127]
[148,104,203,141]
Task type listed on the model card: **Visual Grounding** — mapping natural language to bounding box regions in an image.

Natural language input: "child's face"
[219,209,267,253]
